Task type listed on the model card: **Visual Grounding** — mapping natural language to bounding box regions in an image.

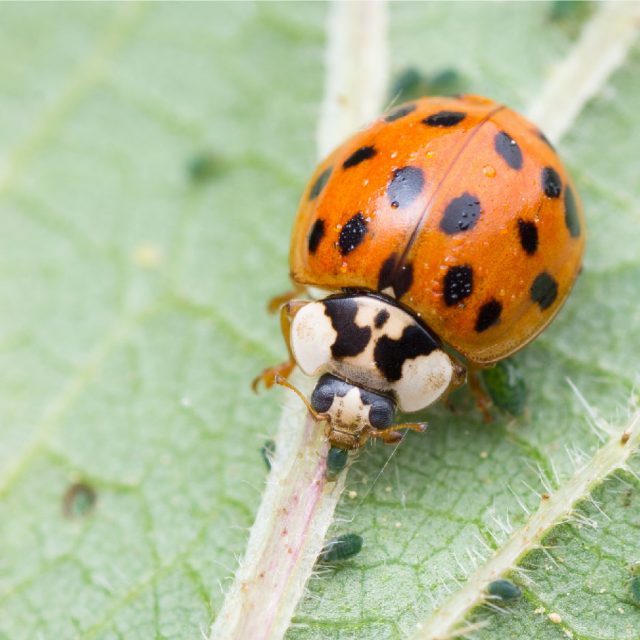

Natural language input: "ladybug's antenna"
[274,375,325,422]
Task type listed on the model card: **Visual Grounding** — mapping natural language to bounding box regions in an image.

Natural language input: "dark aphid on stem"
[319,533,363,563]
[487,578,522,601]
[261,439,276,470]
[326,446,348,480]
[481,359,527,416]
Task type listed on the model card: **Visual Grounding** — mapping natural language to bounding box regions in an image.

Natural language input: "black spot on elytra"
[338,213,367,255]
[387,166,425,208]
[308,219,325,254]
[309,166,332,200]
[384,103,416,122]
[475,299,502,332]
[343,145,377,169]
[440,192,482,234]
[564,186,581,237]
[323,298,372,358]
[542,166,562,198]
[377,254,414,298]
[374,325,438,382]
[423,110,466,127]
[494,131,523,170]
[374,309,390,329]
[517,218,538,255]
[443,265,473,306]
[530,272,558,310]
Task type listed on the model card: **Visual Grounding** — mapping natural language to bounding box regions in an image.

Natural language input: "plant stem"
[209,2,388,638]
[412,411,640,640]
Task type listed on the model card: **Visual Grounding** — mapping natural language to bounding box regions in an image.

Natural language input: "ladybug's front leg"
[252,299,308,391]
[267,282,306,314]
[467,368,494,423]
[369,422,427,445]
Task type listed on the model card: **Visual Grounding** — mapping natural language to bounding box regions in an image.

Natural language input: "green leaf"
[0,3,638,640]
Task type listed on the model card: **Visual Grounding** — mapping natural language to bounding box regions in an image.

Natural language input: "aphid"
[481,359,527,416]
[630,576,640,604]
[63,482,97,518]
[318,533,363,563]
[255,95,585,457]
[187,150,224,183]
[388,67,466,102]
[326,446,348,481]
[261,439,276,470]
[487,578,522,601]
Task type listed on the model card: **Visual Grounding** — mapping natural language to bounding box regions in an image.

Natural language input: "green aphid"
[549,0,592,22]
[631,576,640,604]
[187,151,225,183]
[63,482,97,518]
[388,67,466,103]
[325,446,348,481]
[319,533,363,563]
[261,439,276,470]
[487,578,522,601]
[481,359,527,416]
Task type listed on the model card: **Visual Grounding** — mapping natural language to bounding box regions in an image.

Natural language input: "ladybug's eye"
[310,374,339,414]
[369,398,395,429]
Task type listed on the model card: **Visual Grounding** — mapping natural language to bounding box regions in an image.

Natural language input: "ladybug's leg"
[267,282,306,314]
[370,422,427,445]
[467,368,494,423]
[252,299,308,391]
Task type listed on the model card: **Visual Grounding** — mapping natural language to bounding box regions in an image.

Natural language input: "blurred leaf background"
[1,2,639,639]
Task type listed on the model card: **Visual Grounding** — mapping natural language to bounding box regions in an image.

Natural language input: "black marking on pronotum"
[311,373,394,430]
[308,219,325,254]
[309,166,332,200]
[374,309,390,329]
[564,186,581,237]
[423,110,466,127]
[387,166,425,209]
[494,131,523,170]
[542,166,562,198]
[443,265,473,306]
[322,299,372,358]
[377,254,414,298]
[517,218,538,255]
[342,145,377,169]
[530,272,558,310]
[440,192,482,234]
[475,299,502,332]
[383,103,417,122]
[374,325,438,382]
[338,213,367,255]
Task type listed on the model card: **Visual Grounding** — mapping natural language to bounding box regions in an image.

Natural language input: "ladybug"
[255,95,585,452]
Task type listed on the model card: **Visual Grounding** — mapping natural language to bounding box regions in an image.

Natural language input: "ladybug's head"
[310,373,396,449]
